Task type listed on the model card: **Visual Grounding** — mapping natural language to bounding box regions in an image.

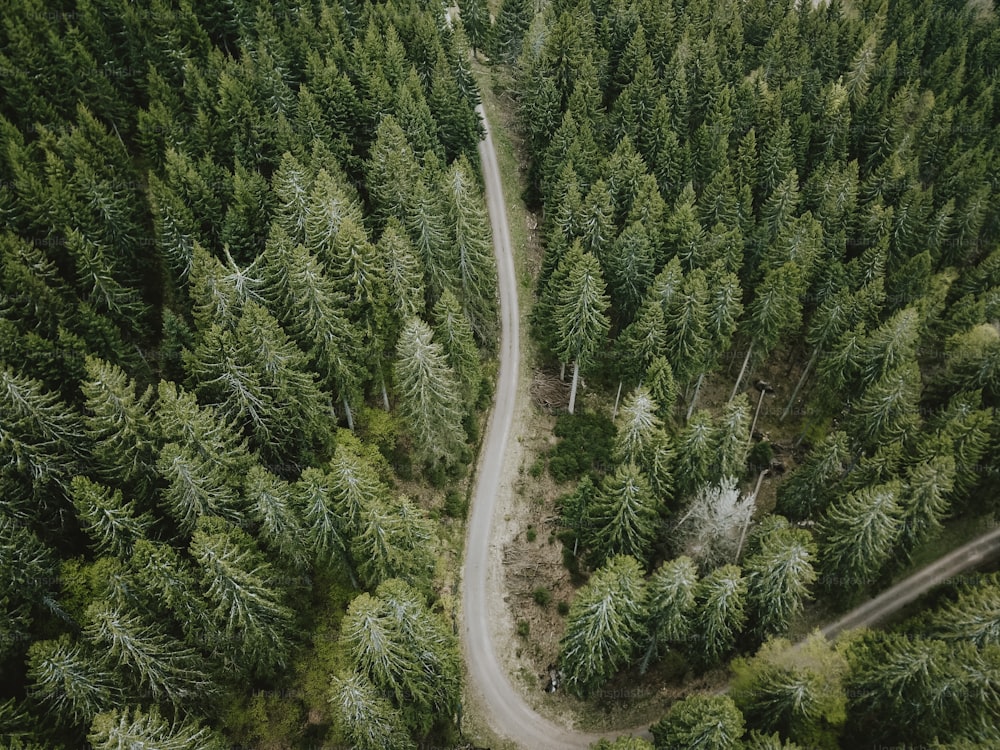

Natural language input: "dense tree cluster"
[1,1,490,747]
[511,0,1000,742]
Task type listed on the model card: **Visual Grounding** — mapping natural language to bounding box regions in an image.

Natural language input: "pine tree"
[329,674,415,750]
[899,455,956,554]
[441,157,498,345]
[70,476,150,558]
[651,694,745,750]
[27,635,115,727]
[731,263,808,401]
[353,495,435,590]
[88,708,225,750]
[393,318,466,467]
[927,572,1000,649]
[83,602,208,705]
[695,564,748,665]
[186,301,331,460]
[377,221,427,355]
[715,394,751,481]
[551,244,611,413]
[614,386,662,466]
[730,634,847,748]
[744,521,817,639]
[641,556,698,672]
[819,482,904,594]
[260,231,364,428]
[0,365,83,489]
[294,467,348,570]
[559,555,647,697]
[80,356,156,498]
[492,0,533,63]
[664,269,711,384]
[244,465,307,569]
[433,289,482,409]
[587,463,659,567]
[459,0,491,59]
[848,361,922,449]
[776,431,850,521]
[339,579,461,734]
[673,410,716,500]
[156,442,242,535]
[129,539,209,642]
[189,516,294,674]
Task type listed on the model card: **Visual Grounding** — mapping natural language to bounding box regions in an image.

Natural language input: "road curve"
[461,99,1000,748]
[462,105,633,749]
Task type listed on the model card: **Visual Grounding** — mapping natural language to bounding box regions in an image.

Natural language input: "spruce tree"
[559,555,647,697]
[393,318,466,467]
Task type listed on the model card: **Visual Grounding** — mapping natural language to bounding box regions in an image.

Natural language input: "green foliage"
[560,555,647,696]
[731,635,847,749]
[548,411,616,483]
[339,579,461,736]
[651,694,745,750]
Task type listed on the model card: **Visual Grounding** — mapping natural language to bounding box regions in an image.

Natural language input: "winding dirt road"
[461,100,1000,749]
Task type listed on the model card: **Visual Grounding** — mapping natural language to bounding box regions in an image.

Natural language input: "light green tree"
[329,673,415,750]
[559,555,647,696]
[651,694,745,750]
[88,708,225,750]
[394,317,466,466]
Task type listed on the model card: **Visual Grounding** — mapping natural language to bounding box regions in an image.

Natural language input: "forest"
[1,0,493,748]
[475,0,1000,746]
[1,0,999,748]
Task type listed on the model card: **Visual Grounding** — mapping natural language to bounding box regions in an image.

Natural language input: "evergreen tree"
[339,579,461,734]
[819,482,904,594]
[551,244,611,413]
[559,555,647,697]
[186,302,331,461]
[744,521,817,639]
[651,694,745,750]
[927,572,1000,649]
[587,463,659,567]
[83,602,208,705]
[775,431,849,521]
[294,467,348,570]
[27,635,115,727]
[81,356,156,498]
[441,157,498,345]
[244,465,307,569]
[329,674,415,750]
[899,455,956,555]
[459,0,491,59]
[0,365,82,490]
[492,0,534,63]
[641,556,698,673]
[694,564,747,665]
[730,634,847,749]
[189,517,295,674]
[88,708,225,750]
[433,289,483,410]
[393,318,466,467]
[70,476,150,559]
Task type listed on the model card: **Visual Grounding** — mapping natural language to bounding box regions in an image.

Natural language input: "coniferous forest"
[2,0,1000,749]
[1,1,492,747]
[488,0,1000,746]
